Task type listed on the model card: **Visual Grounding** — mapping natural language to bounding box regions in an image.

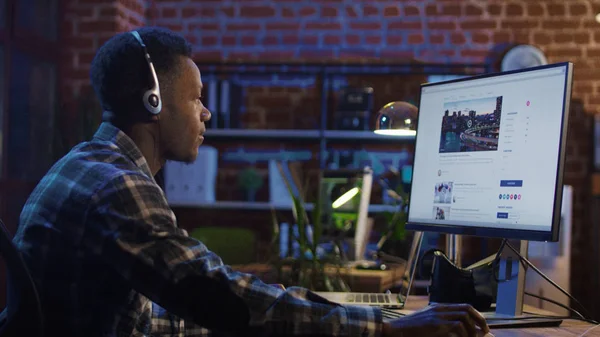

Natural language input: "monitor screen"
[406,63,573,242]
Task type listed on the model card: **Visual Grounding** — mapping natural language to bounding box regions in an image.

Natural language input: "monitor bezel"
[405,62,573,242]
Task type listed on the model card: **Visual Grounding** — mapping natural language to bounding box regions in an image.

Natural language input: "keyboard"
[345,293,391,304]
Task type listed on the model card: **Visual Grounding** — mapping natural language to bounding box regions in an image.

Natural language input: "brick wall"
[61,0,599,316]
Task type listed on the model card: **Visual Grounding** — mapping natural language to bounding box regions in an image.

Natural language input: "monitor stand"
[483,240,563,329]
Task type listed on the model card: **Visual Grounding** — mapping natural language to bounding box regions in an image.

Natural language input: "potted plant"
[268,162,350,292]
[238,167,264,202]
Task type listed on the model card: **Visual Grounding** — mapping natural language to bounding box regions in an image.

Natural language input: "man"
[12,27,490,337]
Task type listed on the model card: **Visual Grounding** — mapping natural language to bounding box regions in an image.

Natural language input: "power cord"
[496,239,598,324]
[524,292,596,324]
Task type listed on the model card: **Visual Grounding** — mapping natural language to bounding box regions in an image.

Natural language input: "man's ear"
[149,114,160,123]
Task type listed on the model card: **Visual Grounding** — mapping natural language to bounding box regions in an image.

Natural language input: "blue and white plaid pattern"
[13,122,383,337]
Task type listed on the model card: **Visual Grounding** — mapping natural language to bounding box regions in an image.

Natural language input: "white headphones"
[130,31,162,115]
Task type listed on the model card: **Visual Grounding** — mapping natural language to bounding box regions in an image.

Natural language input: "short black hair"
[90,26,193,120]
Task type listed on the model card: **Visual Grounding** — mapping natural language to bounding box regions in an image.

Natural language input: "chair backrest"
[0,220,44,337]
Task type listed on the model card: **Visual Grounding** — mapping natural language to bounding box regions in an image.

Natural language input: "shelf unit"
[171,201,398,213]
[181,62,490,211]
[196,61,491,168]
[204,129,416,143]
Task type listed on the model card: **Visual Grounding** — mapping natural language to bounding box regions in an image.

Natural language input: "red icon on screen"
[526,101,530,106]
[518,194,521,200]
[510,194,513,199]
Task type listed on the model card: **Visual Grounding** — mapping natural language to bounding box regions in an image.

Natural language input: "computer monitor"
[406,62,573,323]
[407,62,573,243]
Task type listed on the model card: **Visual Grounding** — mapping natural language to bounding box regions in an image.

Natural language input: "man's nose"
[201,107,211,121]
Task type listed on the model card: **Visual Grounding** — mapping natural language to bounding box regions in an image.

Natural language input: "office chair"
[0,220,44,337]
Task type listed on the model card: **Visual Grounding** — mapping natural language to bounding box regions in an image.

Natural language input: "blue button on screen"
[497,212,509,219]
[500,180,523,187]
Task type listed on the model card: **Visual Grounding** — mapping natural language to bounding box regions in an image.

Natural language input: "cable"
[525,291,596,324]
[503,240,596,321]
[579,324,600,337]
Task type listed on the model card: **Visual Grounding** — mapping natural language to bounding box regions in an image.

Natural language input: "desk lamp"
[374,101,418,136]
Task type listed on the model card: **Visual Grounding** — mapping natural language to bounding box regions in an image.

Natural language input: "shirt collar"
[92,122,155,181]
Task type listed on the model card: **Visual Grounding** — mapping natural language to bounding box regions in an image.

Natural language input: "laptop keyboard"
[345,293,390,304]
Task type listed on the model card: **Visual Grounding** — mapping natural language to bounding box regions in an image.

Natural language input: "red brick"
[404,5,419,16]
[79,21,116,34]
[241,6,275,17]
[555,33,573,43]
[182,8,201,18]
[430,34,445,44]
[78,51,96,65]
[240,36,256,46]
[574,32,590,44]
[487,4,502,16]
[542,20,580,30]
[501,20,539,30]
[189,23,218,31]
[465,4,483,16]
[262,35,279,45]
[384,5,400,17]
[363,5,378,16]
[282,8,295,17]
[586,48,600,57]
[301,35,319,45]
[427,21,455,30]
[221,36,236,46]
[323,35,341,45]
[472,33,489,44]
[257,51,297,61]
[282,35,299,44]
[345,35,361,45]
[389,21,422,30]
[438,50,456,58]
[227,23,261,31]
[99,6,119,17]
[386,35,402,45]
[380,50,414,59]
[527,4,544,16]
[425,5,438,15]
[547,4,565,16]
[460,49,488,59]
[228,51,257,60]
[350,22,381,30]
[450,33,466,44]
[266,23,300,30]
[533,32,551,45]
[299,7,317,17]
[365,36,382,45]
[321,7,337,17]
[441,4,462,16]
[506,4,523,16]
[202,36,218,46]
[570,3,589,16]
[408,33,424,44]
[346,6,358,17]
[460,21,497,30]
[546,48,583,58]
[298,49,335,59]
[221,7,235,17]
[65,37,94,50]
[306,22,341,30]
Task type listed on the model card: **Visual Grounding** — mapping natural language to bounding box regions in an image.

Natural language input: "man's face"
[160,56,211,163]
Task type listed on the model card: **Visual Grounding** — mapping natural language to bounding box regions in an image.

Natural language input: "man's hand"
[382,303,491,337]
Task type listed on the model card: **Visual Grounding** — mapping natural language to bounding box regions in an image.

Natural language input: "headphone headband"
[130,31,162,115]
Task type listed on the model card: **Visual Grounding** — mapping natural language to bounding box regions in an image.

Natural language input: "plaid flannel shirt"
[13,122,383,337]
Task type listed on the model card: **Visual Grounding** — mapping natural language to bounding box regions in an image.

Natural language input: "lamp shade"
[374,101,418,136]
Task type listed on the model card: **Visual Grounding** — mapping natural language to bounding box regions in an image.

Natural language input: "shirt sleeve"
[87,172,384,337]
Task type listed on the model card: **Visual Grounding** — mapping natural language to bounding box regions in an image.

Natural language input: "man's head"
[90,27,211,163]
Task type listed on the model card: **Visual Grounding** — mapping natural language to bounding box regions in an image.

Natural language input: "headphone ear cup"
[143,89,162,115]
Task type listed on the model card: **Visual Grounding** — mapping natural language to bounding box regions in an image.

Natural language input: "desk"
[232,263,405,293]
[401,296,598,336]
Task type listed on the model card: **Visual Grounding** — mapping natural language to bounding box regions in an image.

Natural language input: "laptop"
[315,231,424,309]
